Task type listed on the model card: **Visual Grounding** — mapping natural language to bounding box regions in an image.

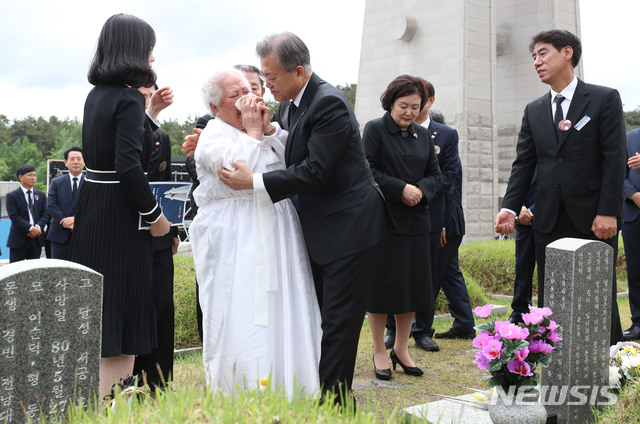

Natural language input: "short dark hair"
[380,75,427,112]
[256,32,311,72]
[417,77,435,99]
[529,29,582,68]
[16,164,35,178]
[64,146,83,160]
[234,64,264,87]
[429,109,446,125]
[88,13,156,88]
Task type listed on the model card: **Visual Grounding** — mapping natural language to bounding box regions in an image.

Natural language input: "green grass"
[58,239,640,422]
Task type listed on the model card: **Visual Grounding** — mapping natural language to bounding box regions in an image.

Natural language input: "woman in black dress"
[68,13,170,398]
[364,75,441,380]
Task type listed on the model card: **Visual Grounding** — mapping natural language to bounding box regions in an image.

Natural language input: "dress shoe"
[390,349,424,376]
[373,355,391,380]
[414,335,440,352]
[435,327,476,340]
[509,314,524,325]
[384,333,395,349]
[623,326,640,341]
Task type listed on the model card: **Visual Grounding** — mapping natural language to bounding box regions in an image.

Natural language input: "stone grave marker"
[0,259,102,423]
[542,238,613,424]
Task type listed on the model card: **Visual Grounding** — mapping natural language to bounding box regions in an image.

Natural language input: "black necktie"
[27,190,35,221]
[288,102,297,128]
[72,177,78,200]
[554,94,565,132]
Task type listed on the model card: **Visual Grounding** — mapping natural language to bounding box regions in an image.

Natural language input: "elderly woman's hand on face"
[240,96,266,139]
[401,184,424,207]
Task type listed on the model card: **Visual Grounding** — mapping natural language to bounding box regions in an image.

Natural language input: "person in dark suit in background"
[47,147,85,259]
[218,32,388,404]
[133,83,179,390]
[622,128,640,340]
[508,173,537,324]
[6,165,49,262]
[494,29,624,345]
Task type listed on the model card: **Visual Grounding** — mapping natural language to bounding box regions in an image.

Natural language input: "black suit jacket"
[363,112,441,235]
[427,120,461,233]
[624,128,640,223]
[6,187,49,249]
[502,79,626,234]
[47,173,83,244]
[263,73,387,265]
[147,127,179,250]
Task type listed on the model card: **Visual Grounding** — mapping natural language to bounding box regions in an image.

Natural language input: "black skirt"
[68,181,156,357]
[367,231,432,314]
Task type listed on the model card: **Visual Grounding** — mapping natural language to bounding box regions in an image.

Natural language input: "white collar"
[550,76,578,102]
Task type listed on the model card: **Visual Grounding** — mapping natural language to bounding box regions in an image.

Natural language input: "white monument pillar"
[356,0,581,241]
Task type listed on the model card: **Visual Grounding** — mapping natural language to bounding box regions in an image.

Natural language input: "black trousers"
[133,246,175,388]
[622,218,640,327]
[510,222,536,318]
[311,242,380,402]
[534,204,623,345]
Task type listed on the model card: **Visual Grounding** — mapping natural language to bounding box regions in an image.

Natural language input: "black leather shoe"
[509,314,524,324]
[623,326,640,341]
[373,355,391,380]
[390,349,423,376]
[384,333,395,349]
[435,327,476,339]
[414,335,440,352]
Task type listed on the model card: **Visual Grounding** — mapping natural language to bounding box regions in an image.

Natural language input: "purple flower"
[529,339,555,354]
[507,359,533,376]
[474,351,490,371]
[515,346,529,361]
[547,331,563,342]
[474,304,493,318]
[498,323,530,340]
[473,331,495,349]
[481,339,503,360]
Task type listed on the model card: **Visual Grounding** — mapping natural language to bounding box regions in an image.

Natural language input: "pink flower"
[473,331,495,349]
[529,339,555,354]
[481,339,503,360]
[474,304,493,318]
[515,346,529,361]
[522,311,544,325]
[474,351,490,371]
[547,331,563,342]
[545,320,559,331]
[493,320,512,334]
[507,359,533,376]
[498,323,530,340]
[529,305,552,317]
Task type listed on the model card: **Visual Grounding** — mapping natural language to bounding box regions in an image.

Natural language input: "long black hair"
[88,13,156,88]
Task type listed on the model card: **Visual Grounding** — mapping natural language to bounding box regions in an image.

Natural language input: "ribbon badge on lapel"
[33,194,39,201]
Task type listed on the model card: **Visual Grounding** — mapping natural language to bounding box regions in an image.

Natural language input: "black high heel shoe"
[373,355,392,380]
[390,349,424,376]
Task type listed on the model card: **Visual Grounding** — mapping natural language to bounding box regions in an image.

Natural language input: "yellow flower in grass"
[260,378,269,387]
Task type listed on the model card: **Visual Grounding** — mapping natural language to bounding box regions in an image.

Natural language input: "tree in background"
[625,108,640,131]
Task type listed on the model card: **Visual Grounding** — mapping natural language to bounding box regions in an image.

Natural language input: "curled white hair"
[201,68,250,115]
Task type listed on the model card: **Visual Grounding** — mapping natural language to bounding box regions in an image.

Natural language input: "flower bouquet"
[609,341,640,390]
[472,304,563,393]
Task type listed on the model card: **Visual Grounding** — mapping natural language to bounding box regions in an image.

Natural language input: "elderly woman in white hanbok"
[189,69,321,398]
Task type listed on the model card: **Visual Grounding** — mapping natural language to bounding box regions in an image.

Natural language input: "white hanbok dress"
[189,118,322,398]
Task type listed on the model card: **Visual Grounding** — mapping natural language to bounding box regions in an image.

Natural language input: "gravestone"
[542,238,613,424]
[0,259,102,423]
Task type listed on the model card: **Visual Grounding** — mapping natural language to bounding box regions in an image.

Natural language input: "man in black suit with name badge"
[7,165,50,262]
[494,29,624,344]
[47,147,85,259]
[219,32,388,404]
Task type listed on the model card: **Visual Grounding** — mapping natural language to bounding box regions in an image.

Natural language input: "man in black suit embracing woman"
[219,32,388,405]
[494,29,624,345]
